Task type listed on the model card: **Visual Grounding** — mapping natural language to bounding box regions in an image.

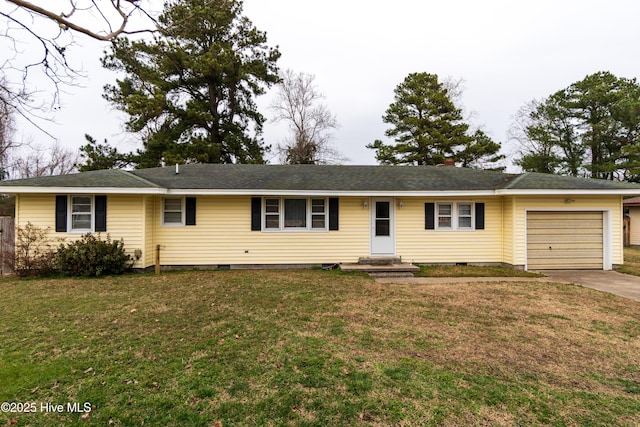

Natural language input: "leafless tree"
[270,69,344,164]
[0,78,24,177]
[0,0,158,132]
[8,141,78,178]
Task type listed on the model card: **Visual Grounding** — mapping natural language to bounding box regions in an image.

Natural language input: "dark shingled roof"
[502,172,640,190]
[0,169,160,188]
[1,164,640,193]
[130,164,518,191]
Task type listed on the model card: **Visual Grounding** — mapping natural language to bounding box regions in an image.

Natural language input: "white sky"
[13,0,640,168]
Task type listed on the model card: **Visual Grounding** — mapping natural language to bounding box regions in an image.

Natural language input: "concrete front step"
[368,272,416,278]
[358,256,402,265]
[341,262,420,277]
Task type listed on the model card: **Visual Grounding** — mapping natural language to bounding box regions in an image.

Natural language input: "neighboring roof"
[1,164,639,196]
[624,196,640,206]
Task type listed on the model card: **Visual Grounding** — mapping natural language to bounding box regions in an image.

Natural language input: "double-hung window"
[311,199,326,229]
[161,197,197,226]
[56,195,106,233]
[265,198,280,229]
[437,203,453,229]
[457,203,473,228]
[70,196,93,232]
[436,202,474,230]
[163,198,184,225]
[263,197,327,231]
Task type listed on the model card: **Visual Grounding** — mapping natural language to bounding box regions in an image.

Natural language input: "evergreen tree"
[514,71,640,180]
[102,0,280,166]
[77,135,135,171]
[367,72,502,167]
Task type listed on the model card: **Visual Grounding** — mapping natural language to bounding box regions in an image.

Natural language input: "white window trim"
[68,195,94,233]
[262,197,329,232]
[436,201,475,231]
[162,197,185,226]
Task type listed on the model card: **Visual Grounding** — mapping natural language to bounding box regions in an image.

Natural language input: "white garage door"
[527,211,603,270]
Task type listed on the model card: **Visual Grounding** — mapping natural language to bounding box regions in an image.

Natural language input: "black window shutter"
[425,203,435,230]
[329,198,339,230]
[95,195,107,232]
[185,197,196,226]
[55,195,67,232]
[251,197,261,231]
[475,202,485,230]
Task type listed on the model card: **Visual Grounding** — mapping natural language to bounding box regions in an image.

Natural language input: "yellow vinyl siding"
[396,197,503,264]
[152,196,369,266]
[15,193,623,270]
[143,196,156,268]
[16,194,146,268]
[512,195,622,269]
[527,211,603,269]
[106,195,144,268]
[15,194,57,230]
[502,196,515,266]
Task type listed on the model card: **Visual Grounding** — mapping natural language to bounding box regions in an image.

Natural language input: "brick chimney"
[444,158,455,167]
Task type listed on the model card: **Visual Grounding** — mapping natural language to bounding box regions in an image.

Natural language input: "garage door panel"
[529,257,602,265]
[527,235,602,245]
[527,226,602,234]
[526,211,603,270]
[528,260,602,269]
[527,250,603,258]
[527,211,602,219]
[528,243,602,251]
[527,219,603,229]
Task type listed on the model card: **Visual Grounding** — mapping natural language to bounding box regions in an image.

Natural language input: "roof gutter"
[495,189,640,196]
[0,186,168,195]
[1,187,639,196]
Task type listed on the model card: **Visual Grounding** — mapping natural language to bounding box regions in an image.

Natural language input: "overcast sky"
[16,0,640,168]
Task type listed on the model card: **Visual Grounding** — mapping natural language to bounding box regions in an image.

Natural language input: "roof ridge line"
[121,170,163,188]
[499,172,529,189]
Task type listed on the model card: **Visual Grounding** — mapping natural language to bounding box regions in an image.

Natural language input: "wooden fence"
[0,216,14,275]
[624,215,631,247]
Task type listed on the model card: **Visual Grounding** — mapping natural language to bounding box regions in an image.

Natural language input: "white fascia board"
[496,189,640,196]
[164,189,498,197]
[4,186,640,197]
[0,186,167,195]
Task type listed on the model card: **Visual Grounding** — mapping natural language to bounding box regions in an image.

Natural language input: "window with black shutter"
[95,195,107,232]
[185,197,196,226]
[426,202,484,230]
[55,195,67,232]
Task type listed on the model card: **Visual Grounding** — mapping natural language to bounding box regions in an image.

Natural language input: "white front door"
[370,198,395,255]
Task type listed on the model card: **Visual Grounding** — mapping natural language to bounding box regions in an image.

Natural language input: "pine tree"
[102,0,280,166]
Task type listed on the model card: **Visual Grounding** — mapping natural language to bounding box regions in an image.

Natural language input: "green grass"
[416,264,542,277]
[1,270,640,426]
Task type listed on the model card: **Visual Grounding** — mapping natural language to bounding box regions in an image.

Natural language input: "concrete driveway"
[539,270,640,302]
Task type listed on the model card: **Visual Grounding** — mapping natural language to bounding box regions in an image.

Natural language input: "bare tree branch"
[7,141,78,178]
[0,0,159,136]
[270,69,345,164]
[5,0,156,41]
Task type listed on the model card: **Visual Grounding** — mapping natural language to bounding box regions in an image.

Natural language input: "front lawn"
[617,246,640,277]
[416,264,542,277]
[1,270,639,426]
